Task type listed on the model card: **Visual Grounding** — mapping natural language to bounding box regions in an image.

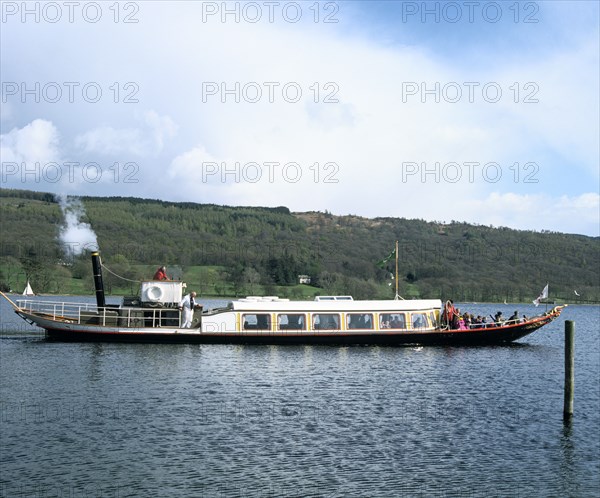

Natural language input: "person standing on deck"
[443,300,456,328]
[153,266,169,281]
[179,291,199,328]
[451,308,461,330]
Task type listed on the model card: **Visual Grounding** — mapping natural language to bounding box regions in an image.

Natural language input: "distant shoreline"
[7,292,599,306]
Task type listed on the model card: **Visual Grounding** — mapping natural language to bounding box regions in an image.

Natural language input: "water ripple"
[1,303,598,497]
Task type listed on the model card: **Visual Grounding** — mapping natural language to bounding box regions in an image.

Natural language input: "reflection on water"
[0,300,598,497]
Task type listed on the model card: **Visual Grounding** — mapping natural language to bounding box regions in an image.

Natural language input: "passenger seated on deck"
[412,314,426,330]
[493,311,504,327]
[380,314,403,329]
[508,310,519,323]
[314,314,338,330]
[390,315,405,329]
[256,314,269,329]
[286,315,304,330]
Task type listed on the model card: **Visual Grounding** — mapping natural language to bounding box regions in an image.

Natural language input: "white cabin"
[200,296,442,334]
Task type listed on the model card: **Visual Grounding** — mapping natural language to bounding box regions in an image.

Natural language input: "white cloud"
[493,36,600,177]
[0,119,61,164]
[161,12,599,234]
[459,192,600,235]
[1,2,598,235]
[0,101,13,123]
[74,125,146,156]
[143,110,178,151]
[74,110,177,156]
[169,145,218,182]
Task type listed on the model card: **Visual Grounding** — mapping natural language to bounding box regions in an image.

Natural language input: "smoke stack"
[91,252,106,309]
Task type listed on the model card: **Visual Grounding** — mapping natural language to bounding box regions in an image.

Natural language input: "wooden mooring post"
[563,320,575,422]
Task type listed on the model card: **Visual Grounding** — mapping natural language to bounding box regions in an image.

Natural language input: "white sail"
[22,281,34,296]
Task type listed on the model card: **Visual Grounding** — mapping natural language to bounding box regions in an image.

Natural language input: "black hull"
[44,318,555,346]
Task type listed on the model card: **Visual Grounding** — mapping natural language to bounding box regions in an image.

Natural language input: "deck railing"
[17,299,96,321]
[17,299,182,328]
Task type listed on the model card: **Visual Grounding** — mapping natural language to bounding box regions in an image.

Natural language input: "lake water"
[1,296,599,497]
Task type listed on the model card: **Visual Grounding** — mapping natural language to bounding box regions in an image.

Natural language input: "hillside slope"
[1,189,598,302]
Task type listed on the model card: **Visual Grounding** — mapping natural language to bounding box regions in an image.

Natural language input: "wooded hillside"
[1,188,598,303]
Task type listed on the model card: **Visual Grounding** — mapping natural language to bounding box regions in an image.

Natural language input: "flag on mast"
[533,284,549,307]
[376,248,396,269]
[377,242,403,300]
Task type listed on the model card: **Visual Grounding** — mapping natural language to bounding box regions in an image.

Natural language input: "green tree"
[242,267,261,295]
[51,265,73,294]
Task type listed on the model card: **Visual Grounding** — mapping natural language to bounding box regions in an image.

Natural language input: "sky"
[1,0,599,236]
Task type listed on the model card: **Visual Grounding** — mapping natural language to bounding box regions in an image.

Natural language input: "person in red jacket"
[153,266,168,281]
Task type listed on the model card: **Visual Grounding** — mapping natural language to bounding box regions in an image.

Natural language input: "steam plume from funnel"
[57,195,99,258]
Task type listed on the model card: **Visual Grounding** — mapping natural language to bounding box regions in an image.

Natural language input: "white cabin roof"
[228,297,442,312]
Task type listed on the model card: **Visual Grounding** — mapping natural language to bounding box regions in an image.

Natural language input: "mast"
[395,240,399,299]
[394,240,405,300]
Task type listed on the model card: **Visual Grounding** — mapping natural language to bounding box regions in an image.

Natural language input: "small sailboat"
[22,281,34,296]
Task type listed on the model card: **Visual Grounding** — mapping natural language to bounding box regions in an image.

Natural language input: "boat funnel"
[91,252,106,309]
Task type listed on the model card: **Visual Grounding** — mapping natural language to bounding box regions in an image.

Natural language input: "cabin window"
[277,313,306,330]
[346,313,374,330]
[411,312,428,330]
[312,313,340,330]
[242,313,271,330]
[380,313,406,330]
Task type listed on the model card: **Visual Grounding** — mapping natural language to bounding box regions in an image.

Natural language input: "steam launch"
[0,252,566,345]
